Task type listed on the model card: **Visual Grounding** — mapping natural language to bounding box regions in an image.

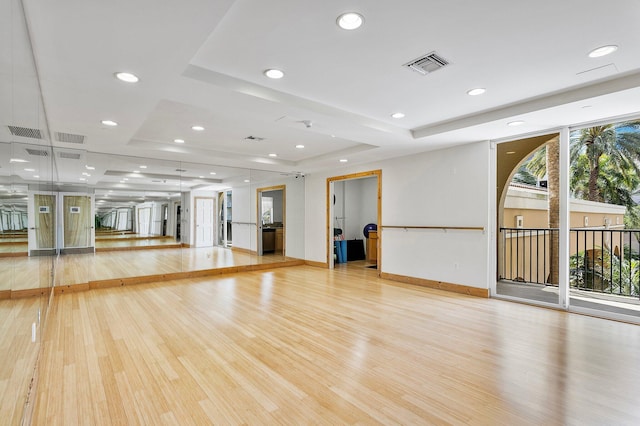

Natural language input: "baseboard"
[0,251,28,258]
[380,272,489,298]
[305,260,328,268]
[0,289,10,300]
[96,244,181,252]
[60,247,95,255]
[231,246,258,255]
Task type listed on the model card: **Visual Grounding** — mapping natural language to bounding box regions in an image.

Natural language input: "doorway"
[194,197,214,248]
[257,185,285,256]
[327,170,381,270]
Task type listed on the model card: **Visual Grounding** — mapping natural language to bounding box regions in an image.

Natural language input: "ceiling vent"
[58,152,81,160]
[244,136,265,141]
[175,168,187,172]
[55,132,85,144]
[25,148,50,157]
[8,126,43,139]
[404,52,450,75]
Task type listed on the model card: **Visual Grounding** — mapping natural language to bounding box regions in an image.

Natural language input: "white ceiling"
[3,0,640,182]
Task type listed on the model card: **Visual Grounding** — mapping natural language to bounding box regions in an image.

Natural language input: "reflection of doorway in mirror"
[217,190,232,247]
[63,195,92,249]
[137,207,151,236]
[32,193,56,252]
[195,197,214,248]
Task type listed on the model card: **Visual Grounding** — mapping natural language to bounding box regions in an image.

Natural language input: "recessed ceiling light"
[114,72,139,83]
[9,158,28,163]
[268,153,277,157]
[85,165,95,170]
[79,178,86,181]
[339,159,348,163]
[209,172,217,175]
[33,175,40,178]
[507,120,525,127]
[174,138,185,144]
[244,179,250,183]
[467,88,486,96]
[82,172,91,176]
[506,151,516,155]
[391,112,405,119]
[140,165,147,169]
[337,12,364,30]
[296,144,305,149]
[24,168,35,172]
[191,125,205,131]
[588,45,618,58]
[199,176,204,178]
[133,170,140,173]
[101,120,118,126]
[264,69,284,79]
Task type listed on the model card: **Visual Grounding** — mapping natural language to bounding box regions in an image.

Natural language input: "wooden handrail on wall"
[381,225,485,232]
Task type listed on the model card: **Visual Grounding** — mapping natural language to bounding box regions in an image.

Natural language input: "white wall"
[305,141,491,289]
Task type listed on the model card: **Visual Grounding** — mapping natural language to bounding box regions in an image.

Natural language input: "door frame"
[256,185,286,256]
[326,170,382,271]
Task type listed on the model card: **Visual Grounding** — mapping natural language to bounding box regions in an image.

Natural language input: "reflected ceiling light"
[244,179,250,183]
[140,165,147,169]
[339,159,348,163]
[9,158,28,163]
[199,175,204,178]
[588,45,618,58]
[191,125,205,131]
[85,165,95,170]
[79,178,86,181]
[264,69,284,79]
[209,172,217,175]
[295,144,305,149]
[269,153,277,157]
[114,72,139,83]
[120,180,126,183]
[174,138,185,143]
[123,178,129,181]
[337,12,364,30]
[24,168,35,172]
[101,119,118,126]
[133,170,140,173]
[82,172,91,176]
[467,88,486,96]
[391,112,405,119]
[109,190,113,193]
[33,175,40,178]
[507,120,525,126]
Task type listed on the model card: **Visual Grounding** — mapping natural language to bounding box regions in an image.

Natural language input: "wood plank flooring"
[33,265,640,425]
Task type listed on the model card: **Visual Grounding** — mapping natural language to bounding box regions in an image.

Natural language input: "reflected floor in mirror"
[2,247,297,295]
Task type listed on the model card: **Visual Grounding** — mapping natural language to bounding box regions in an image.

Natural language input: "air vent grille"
[404,52,450,75]
[58,152,81,160]
[8,126,43,139]
[244,136,265,141]
[25,148,50,157]
[175,168,187,172]
[55,132,85,144]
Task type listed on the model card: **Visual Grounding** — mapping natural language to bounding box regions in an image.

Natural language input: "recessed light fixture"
[133,170,140,173]
[33,175,40,178]
[337,12,364,30]
[339,159,348,163]
[295,144,305,149]
[101,120,118,126]
[209,172,217,175]
[140,165,147,169]
[82,172,91,176]
[391,112,405,119]
[174,138,185,144]
[507,120,525,127]
[268,153,277,157]
[114,72,139,83]
[467,88,486,96]
[199,176,204,179]
[24,168,35,172]
[79,178,86,181]
[588,45,618,58]
[244,179,250,183]
[85,165,95,170]
[9,158,28,163]
[506,151,516,155]
[264,69,284,79]
[191,125,205,131]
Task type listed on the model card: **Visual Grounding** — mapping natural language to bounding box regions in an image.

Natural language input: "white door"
[195,198,214,247]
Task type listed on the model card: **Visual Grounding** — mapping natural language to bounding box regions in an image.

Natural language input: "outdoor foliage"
[570,246,640,297]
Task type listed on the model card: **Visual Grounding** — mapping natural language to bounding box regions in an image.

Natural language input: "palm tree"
[569,121,640,202]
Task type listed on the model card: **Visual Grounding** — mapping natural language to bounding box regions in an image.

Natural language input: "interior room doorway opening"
[194,197,215,248]
[327,170,381,271]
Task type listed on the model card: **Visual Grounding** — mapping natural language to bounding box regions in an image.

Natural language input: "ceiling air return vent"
[58,152,81,160]
[404,51,449,75]
[8,126,43,139]
[55,132,85,144]
[25,148,50,157]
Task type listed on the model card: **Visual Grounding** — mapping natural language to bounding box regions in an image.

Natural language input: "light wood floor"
[33,264,640,425]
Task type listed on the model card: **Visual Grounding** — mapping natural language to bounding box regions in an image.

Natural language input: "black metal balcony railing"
[500,227,640,299]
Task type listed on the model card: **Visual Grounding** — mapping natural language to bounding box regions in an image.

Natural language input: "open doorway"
[257,185,285,256]
[327,170,381,270]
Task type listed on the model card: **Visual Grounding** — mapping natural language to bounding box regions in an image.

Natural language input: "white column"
[559,128,570,308]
